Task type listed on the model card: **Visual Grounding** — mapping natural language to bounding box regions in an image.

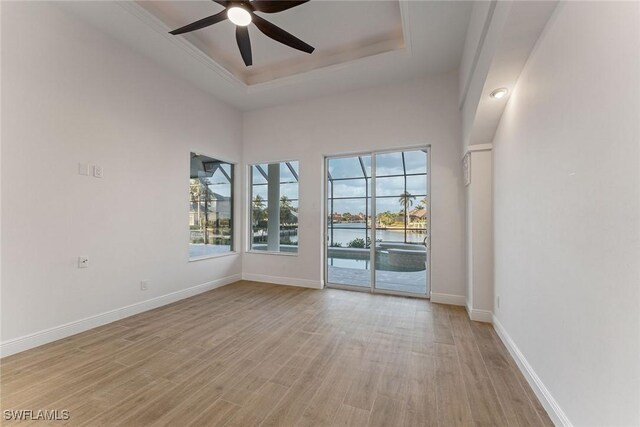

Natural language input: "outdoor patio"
[327,265,427,294]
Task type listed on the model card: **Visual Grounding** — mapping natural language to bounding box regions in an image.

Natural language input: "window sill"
[188,251,239,262]
[245,250,298,257]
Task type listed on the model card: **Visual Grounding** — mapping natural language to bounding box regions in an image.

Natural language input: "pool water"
[328,257,370,269]
[328,257,425,272]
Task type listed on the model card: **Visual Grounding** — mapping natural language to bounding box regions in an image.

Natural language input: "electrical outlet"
[78,256,89,268]
[140,280,149,291]
[93,165,103,178]
[78,163,89,176]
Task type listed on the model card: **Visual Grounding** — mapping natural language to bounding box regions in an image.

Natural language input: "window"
[249,161,299,253]
[189,153,234,259]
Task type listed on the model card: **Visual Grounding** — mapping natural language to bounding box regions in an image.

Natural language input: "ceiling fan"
[169,0,315,67]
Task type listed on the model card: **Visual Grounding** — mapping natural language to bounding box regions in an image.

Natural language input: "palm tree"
[252,195,266,225]
[280,195,292,209]
[398,191,416,243]
[398,191,416,212]
[280,196,296,225]
[253,194,265,208]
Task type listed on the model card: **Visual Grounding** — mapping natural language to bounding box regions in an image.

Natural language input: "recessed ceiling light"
[490,88,508,99]
[227,6,252,26]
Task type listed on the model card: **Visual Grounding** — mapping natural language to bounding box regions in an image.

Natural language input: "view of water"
[327,222,427,245]
[253,222,427,245]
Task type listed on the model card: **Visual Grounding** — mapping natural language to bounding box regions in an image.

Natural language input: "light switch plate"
[78,163,89,176]
[93,166,103,178]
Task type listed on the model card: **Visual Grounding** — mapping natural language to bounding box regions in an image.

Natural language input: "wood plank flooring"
[0,281,552,426]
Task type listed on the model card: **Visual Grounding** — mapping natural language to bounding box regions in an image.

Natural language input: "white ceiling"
[59,1,473,110]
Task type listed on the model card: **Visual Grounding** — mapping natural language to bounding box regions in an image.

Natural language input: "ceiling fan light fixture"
[227,7,252,26]
[169,1,314,67]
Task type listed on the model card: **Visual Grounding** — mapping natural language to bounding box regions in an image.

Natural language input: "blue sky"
[328,151,428,214]
[243,153,429,215]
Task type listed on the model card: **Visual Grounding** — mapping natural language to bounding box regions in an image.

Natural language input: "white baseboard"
[466,305,493,323]
[0,274,241,358]
[492,315,572,427]
[241,273,323,290]
[430,292,466,306]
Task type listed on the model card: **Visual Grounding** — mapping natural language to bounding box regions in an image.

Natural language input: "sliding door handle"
[423,234,431,250]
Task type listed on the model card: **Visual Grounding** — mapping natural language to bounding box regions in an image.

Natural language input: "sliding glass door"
[325,148,430,298]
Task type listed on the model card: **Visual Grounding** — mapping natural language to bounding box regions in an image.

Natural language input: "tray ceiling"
[137,0,405,85]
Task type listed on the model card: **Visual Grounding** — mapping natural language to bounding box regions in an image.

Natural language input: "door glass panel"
[327,156,372,288]
[406,175,428,197]
[373,150,428,295]
[375,176,405,196]
[328,156,367,179]
[403,150,427,174]
[332,178,370,198]
[374,152,404,176]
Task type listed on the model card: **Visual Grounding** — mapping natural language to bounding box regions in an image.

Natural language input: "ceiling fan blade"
[251,1,309,13]
[236,26,253,66]
[251,14,314,54]
[169,10,227,35]
[213,0,229,6]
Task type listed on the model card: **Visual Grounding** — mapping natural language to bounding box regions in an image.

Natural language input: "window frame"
[188,152,238,262]
[246,159,300,256]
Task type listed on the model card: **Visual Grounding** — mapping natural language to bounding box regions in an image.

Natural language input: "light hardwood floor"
[1,281,552,426]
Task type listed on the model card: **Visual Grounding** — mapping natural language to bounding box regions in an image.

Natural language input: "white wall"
[1,2,243,350]
[242,74,466,299]
[493,2,640,425]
